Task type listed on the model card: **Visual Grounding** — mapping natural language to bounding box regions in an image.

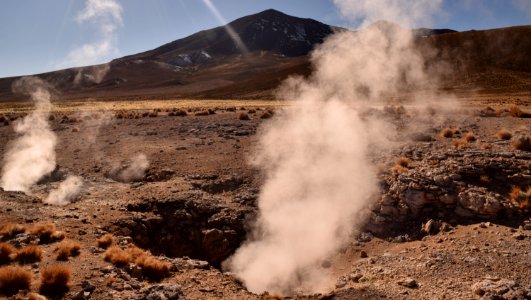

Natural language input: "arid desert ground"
[0,94,529,299]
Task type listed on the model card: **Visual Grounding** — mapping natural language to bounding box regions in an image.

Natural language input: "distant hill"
[418,25,531,94]
[0,9,529,101]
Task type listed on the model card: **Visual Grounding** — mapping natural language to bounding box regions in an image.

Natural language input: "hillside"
[0,10,529,101]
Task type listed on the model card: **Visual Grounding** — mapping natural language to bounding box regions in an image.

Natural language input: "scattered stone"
[512,232,525,240]
[357,232,373,243]
[135,284,185,300]
[335,277,348,289]
[471,277,524,299]
[349,273,363,283]
[397,278,418,288]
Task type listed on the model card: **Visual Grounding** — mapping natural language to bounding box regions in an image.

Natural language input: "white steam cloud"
[44,175,83,206]
[1,77,57,192]
[225,0,443,295]
[61,0,123,69]
[1,77,85,205]
[111,154,150,183]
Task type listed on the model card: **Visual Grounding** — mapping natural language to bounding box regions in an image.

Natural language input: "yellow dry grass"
[0,99,288,114]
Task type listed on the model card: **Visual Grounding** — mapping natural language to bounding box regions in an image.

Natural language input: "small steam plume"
[225,0,444,294]
[44,175,83,206]
[77,110,114,157]
[73,64,111,85]
[0,77,57,192]
[109,154,150,183]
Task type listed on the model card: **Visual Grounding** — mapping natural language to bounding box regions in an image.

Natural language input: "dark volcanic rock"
[366,147,531,236]
[114,194,252,266]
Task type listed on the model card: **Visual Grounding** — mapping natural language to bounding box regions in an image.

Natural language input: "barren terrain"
[0,96,529,299]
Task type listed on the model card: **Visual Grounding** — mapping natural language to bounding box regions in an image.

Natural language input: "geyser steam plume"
[45,175,83,206]
[0,77,57,193]
[110,154,150,183]
[225,0,443,294]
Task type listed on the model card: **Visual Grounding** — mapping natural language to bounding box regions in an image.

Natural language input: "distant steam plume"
[0,77,57,192]
[45,175,83,205]
[62,0,123,83]
[225,0,443,295]
[109,154,150,183]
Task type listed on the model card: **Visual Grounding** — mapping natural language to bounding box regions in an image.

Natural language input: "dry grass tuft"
[55,240,81,261]
[30,224,64,244]
[0,243,15,265]
[0,266,32,295]
[0,223,26,240]
[396,157,410,168]
[97,234,114,249]
[510,186,530,210]
[481,143,493,150]
[239,112,250,120]
[104,246,131,266]
[30,223,56,243]
[496,129,512,140]
[126,245,147,260]
[452,139,466,149]
[135,255,170,281]
[260,110,274,119]
[478,106,499,117]
[51,231,66,241]
[391,157,412,173]
[509,105,531,118]
[464,132,476,143]
[104,245,171,281]
[440,128,453,138]
[195,110,209,116]
[169,109,187,117]
[16,245,42,264]
[39,265,71,295]
[513,135,531,151]
[27,292,47,300]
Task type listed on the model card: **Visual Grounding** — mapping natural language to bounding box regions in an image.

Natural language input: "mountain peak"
[254,8,286,16]
[126,9,338,64]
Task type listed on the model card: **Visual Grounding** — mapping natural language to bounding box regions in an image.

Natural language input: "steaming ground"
[0,100,529,299]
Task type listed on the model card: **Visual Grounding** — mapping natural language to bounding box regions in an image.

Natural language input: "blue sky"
[0,0,530,78]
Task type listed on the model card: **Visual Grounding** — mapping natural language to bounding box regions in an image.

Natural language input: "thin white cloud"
[60,0,123,68]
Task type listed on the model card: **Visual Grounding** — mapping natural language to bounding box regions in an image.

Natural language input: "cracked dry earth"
[0,102,530,299]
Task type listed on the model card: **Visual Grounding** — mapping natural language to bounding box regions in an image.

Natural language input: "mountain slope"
[0,9,340,101]
[0,9,529,101]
